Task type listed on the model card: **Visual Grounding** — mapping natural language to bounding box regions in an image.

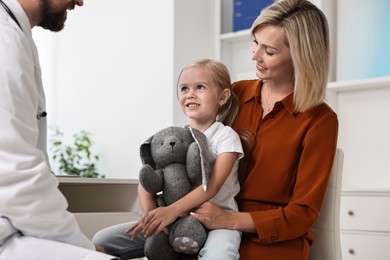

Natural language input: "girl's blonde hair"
[177,59,240,126]
[251,0,330,112]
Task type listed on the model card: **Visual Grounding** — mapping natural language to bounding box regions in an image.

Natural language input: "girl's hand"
[125,213,149,240]
[143,206,179,238]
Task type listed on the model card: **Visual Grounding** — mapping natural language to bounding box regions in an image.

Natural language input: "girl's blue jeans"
[92,221,241,260]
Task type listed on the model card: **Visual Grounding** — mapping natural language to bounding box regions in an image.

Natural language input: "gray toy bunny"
[139,126,211,260]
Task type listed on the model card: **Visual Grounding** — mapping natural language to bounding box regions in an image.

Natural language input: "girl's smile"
[179,67,226,131]
[185,102,200,108]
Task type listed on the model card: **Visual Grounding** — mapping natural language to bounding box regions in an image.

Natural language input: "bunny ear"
[188,127,211,191]
[140,135,156,169]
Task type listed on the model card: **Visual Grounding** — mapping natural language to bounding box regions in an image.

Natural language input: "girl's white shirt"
[0,0,94,250]
[203,122,244,212]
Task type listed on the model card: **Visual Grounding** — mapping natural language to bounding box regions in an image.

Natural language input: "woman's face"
[251,25,294,82]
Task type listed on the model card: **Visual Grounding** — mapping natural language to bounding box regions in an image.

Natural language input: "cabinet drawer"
[341,232,390,260]
[340,195,390,231]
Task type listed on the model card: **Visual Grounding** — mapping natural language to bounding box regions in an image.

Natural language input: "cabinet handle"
[348,249,355,255]
[347,210,354,216]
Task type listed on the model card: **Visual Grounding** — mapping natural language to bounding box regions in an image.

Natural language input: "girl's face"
[251,25,294,83]
[179,67,228,130]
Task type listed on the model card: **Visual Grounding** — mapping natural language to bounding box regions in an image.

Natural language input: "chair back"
[308,148,344,260]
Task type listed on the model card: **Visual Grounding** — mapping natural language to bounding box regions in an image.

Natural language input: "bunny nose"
[169,142,175,147]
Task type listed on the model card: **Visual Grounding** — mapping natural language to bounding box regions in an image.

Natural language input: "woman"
[190,0,338,259]
[93,0,338,259]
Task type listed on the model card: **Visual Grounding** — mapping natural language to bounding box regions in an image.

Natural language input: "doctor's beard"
[38,0,76,32]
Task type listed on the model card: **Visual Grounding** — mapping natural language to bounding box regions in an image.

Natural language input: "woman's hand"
[190,201,230,230]
[192,201,257,233]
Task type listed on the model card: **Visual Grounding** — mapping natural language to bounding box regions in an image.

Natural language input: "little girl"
[93,59,244,260]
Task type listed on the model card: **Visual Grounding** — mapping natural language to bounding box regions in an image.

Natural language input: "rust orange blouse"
[232,80,338,260]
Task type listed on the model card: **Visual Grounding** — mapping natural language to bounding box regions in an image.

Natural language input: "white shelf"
[327,76,390,92]
[220,29,251,42]
[341,230,390,236]
[342,189,390,197]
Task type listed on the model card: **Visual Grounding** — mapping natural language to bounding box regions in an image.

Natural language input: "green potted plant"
[49,126,105,178]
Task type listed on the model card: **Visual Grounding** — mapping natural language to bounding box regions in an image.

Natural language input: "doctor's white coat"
[0,0,113,258]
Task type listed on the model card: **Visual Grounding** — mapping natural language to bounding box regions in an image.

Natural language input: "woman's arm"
[191,201,257,233]
[142,152,239,237]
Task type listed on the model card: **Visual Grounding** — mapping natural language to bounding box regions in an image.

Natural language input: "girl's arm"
[142,152,239,237]
[138,184,157,213]
[126,184,158,240]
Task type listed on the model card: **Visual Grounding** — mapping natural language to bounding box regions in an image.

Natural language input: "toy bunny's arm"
[139,164,164,195]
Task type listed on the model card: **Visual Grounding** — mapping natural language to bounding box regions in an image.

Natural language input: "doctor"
[0,0,115,259]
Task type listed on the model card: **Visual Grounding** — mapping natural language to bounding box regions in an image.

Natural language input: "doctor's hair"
[251,0,329,112]
[176,59,240,127]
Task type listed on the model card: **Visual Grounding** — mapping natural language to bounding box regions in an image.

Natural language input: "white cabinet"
[326,77,390,190]
[58,177,141,239]
[340,190,390,260]
[341,232,390,260]
[325,67,390,260]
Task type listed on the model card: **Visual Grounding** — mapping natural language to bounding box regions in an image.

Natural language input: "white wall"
[33,0,217,179]
[172,0,219,127]
[34,0,175,179]
[337,0,390,81]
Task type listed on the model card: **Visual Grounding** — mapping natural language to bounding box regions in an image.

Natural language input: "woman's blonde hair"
[251,0,329,112]
[177,59,239,126]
